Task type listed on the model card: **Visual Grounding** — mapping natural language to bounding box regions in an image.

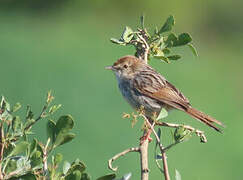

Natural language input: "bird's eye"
[123,64,128,69]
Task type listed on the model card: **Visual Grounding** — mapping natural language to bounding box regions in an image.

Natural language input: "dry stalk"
[108,147,140,171]
[156,122,207,143]
[142,115,171,180]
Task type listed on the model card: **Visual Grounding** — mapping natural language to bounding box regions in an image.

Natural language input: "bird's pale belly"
[119,82,165,118]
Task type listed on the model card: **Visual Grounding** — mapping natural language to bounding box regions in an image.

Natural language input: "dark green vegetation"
[0,1,242,179]
[0,93,91,179]
[110,15,197,63]
[0,92,130,179]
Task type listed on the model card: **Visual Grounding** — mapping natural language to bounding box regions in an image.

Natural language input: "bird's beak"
[105,66,113,70]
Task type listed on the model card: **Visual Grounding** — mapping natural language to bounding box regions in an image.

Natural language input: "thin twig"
[160,137,170,180]
[108,147,140,171]
[156,122,207,143]
[136,32,150,63]
[132,29,151,180]
[4,168,25,179]
[136,32,151,180]
[24,104,48,131]
[140,136,149,180]
[142,115,171,180]
[43,138,50,179]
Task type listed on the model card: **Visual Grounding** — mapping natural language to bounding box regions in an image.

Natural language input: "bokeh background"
[0,0,242,179]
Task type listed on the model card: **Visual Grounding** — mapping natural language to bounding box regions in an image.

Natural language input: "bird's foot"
[140,130,152,145]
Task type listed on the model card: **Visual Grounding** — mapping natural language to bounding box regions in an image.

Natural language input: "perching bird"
[106,55,223,133]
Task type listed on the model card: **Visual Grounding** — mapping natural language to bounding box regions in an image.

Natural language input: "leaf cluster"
[0,93,128,180]
[111,15,198,63]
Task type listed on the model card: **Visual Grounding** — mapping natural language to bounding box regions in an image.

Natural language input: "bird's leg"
[140,129,152,144]
[140,121,155,145]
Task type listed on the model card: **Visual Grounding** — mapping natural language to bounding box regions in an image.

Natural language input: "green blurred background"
[0,0,242,179]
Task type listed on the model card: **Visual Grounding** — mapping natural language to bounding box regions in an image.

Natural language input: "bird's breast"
[118,80,164,117]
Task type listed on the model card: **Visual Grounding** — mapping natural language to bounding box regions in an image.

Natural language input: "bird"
[106,55,223,134]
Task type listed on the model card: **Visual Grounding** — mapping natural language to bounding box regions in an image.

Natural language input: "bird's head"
[106,55,145,79]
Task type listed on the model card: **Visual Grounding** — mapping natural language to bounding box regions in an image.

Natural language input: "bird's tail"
[186,107,224,132]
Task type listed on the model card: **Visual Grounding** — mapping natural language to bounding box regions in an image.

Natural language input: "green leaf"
[67,159,86,174]
[167,55,181,60]
[56,115,74,134]
[175,169,182,180]
[159,15,175,34]
[157,128,161,139]
[47,90,54,104]
[140,14,145,29]
[47,119,56,143]
[9,173,37,180]
[16,156,31,170]
[36,142,44,157]
[6,156,32,178]
[9,141,29,156]
[152,46,164,57]
[5,160,17,174]
[63,161,71,174]
[199,134,207,143]
[97,173,116,180]
[162,48,171,54]
[24,119,35,129]
[155,154,163,160]
[65,170,81,180]
[81,173,91,180]
[153,36,164,48]
[30,143,43,168]
[49,104,62,114]
[154,56,170,63]
[174,33,192,47]
[26,105,34,120]
[121,26,133,43]
[110,38,126,45]
[31,150,41,160]
[29,138,37,157]
[188,43,198,57]
[3,143,14,157]
[12,102,21,112]
[166,33,192,47]
[165,33,177,47]
[154,26,159,34]
[6,113,13,122]
[52,115,75,148]
[0,96,10,112]
[120,173,132,180]
[54,133,75,148]
[54,153,63,166]
[30,151,42,168]
[154,128,163,173]
[174,126,192,142]
[12,116,21,132]
[22,173,37,180]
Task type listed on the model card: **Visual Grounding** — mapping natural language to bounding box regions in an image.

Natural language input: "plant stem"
[140,133,149,180]
[135,29,150,63]
[135,29,151,180]
[142,115,171,180]
[156,122,207,143]
[162,151,170,180]
[108,147,140,171]
[43,138,50,179]
[24,104,48,131]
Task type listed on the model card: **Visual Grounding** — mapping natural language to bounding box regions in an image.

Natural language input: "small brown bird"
[106,55,223,132]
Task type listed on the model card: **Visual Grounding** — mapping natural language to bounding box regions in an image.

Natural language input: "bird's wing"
[133,69,223,132]
[149,86,190,111]
[133,70,190,111]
